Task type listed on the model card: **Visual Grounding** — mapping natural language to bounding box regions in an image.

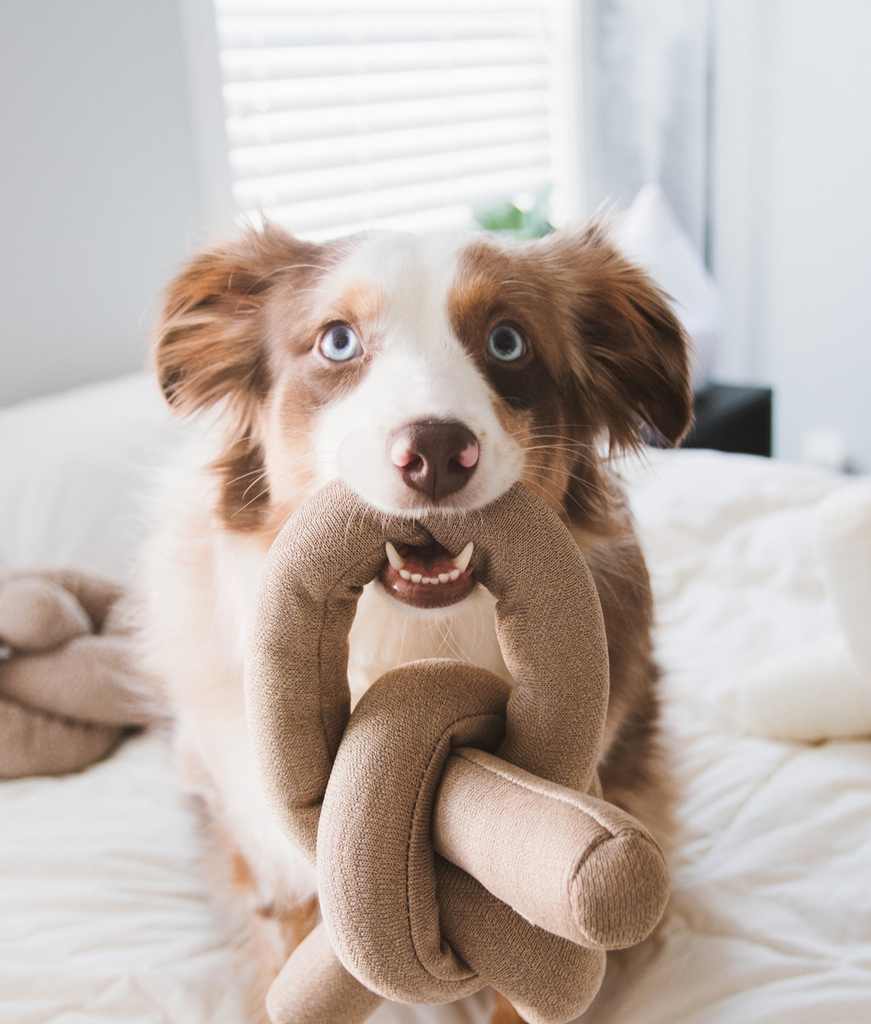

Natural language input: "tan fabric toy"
[246,479,670,1024]
[0,569,149,778]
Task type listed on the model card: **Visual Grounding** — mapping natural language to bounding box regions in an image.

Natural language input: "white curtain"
[582,0,711,254]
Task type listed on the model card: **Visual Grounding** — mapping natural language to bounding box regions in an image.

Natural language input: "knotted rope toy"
[0,569,148,778]
[246,480,670,1024]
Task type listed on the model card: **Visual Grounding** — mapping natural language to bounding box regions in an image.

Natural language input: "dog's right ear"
[152,225,320,418]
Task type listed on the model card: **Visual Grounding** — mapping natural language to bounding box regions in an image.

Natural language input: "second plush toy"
[0,569,149,778]
[736,480,871,741]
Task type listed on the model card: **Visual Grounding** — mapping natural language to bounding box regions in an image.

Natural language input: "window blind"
[212,0,578,239]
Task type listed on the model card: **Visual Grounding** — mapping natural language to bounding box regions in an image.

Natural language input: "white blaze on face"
[313,231,525,513]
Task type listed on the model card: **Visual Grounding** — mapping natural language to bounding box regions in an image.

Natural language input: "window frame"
[180,0,588,237]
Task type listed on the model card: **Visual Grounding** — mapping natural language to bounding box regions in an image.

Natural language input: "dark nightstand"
[680,383,773,457]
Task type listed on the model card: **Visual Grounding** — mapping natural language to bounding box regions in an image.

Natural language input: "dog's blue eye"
[320,325,361,362]
[487,325,525,362]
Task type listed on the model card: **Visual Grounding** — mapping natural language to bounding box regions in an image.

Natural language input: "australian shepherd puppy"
[136,221,691,1022]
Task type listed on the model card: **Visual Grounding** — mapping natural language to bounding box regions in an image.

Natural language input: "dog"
[135,220,692,1023]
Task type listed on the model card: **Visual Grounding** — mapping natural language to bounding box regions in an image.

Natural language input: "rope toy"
[246,479,670,1024]
[0,570,148,778]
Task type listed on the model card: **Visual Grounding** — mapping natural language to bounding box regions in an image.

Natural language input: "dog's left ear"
[544,225,694,450]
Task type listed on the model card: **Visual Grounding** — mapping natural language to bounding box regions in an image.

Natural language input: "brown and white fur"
[136,222,692,1022]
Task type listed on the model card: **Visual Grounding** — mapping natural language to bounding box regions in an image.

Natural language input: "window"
[189,0,585,240]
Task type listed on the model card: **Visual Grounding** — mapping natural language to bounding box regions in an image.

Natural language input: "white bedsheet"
[1,375,869,1023]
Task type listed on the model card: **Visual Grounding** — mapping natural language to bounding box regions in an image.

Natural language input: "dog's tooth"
[399,569,411,580]
[385,541,405,571]
[449,569,460,581]
[453,542,474,573]
[438,573,450,583]
[410,573,422,583]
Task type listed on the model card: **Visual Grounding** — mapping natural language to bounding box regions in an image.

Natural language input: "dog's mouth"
[377,540,475,609]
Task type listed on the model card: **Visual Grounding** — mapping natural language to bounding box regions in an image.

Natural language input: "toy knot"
[245,479,670,1024]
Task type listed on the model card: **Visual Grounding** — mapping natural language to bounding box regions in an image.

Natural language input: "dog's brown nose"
[388,420,479,501]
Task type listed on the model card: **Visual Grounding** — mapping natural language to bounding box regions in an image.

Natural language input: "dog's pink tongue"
[379,539,476,609]
[397,542,457,576]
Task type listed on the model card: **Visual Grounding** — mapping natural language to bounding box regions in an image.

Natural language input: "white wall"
[6,0,871,473]
[0,1,201,407]
[711,0,871,469]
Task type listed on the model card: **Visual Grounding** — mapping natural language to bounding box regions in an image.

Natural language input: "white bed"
[2,374,869,1024]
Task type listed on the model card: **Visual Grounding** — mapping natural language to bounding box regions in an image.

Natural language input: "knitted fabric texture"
[0,570,149,778]
[245,479,669,1024]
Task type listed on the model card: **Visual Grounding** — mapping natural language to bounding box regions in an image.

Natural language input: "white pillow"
[0,373,183,582]
[615,183,723,392]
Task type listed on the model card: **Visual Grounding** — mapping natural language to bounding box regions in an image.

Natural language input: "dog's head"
[153,223,691,610]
